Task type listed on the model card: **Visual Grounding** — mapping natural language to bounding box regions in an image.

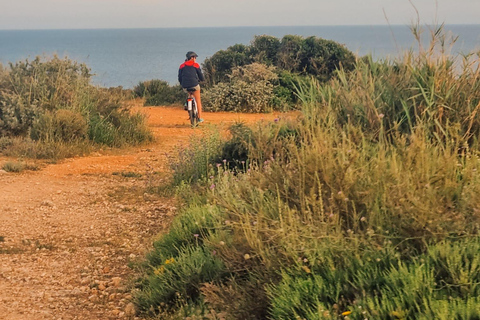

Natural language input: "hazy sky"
[1,0,479,30]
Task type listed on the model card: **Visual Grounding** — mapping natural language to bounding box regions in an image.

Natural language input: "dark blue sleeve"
[178,67,183,85]
[196,67,205,82]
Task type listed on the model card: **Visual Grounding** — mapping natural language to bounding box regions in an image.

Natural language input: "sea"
[1,25,479,89]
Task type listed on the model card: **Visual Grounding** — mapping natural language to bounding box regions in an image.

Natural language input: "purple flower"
[222,159,227,163]
[216,163,221,168]
[210,184,216,190]
[274,118,279,123]
[193,234,199,238]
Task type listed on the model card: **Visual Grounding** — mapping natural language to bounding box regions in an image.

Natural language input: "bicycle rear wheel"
[189,100,198,127]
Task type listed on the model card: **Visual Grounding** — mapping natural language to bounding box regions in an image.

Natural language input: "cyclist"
[178,51,205,122]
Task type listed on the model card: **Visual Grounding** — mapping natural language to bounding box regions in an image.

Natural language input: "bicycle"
[184,87,200,127]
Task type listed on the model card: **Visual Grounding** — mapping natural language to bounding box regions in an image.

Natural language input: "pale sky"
[1,0,479,30]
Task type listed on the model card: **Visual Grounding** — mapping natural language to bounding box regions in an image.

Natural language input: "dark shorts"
[183,84,200,93]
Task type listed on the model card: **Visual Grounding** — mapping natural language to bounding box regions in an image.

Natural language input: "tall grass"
[135,26,480,319]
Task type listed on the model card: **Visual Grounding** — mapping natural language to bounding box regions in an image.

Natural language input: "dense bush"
[203,63,279,112]
[202,44,252,87]
[30,109,87,142]
[133,79,184,106]
[0,56,152,159]
[202,34,356,87]
[201,34,355,112]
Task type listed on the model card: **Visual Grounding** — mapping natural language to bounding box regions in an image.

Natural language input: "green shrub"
[170,129,223,185]
[135,204,227,315]
[276,35,304,72]
[138,26,480,319]
[202,34,356,87]
[0,56,151,159]
[2,161,39,172]
[0,90,39,136]
[133,79,184,106]
[203,63,278,112]
[2,161,25,172]
[202,44,252,87]
[249,35,281,66]
[0,136,13,150]
[30,109,87,142]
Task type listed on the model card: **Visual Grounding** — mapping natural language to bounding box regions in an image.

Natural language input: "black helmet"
[186,51,198,59]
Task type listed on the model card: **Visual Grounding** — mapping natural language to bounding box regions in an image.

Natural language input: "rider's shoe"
[198,118,204,123]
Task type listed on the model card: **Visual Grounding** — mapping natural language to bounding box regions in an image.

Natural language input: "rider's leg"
[192,87,202,119]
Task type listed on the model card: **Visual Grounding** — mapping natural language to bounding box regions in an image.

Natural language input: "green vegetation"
[134,27,480,319]
[133,79,184,106]
[2,161,39,173]
[0,56,152,160]
[134,34,355,111]
[201,34,355,113]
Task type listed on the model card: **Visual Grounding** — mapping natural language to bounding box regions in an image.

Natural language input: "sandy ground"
[0,105,282,320]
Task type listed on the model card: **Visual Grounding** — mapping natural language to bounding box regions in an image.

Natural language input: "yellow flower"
[390,311,405,319]
[154,266,165,275]
[341,311,352,316]
[302,266,311,274]
[165,258,175,264]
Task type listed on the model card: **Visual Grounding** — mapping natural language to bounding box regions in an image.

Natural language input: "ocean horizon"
[1,25,479,88]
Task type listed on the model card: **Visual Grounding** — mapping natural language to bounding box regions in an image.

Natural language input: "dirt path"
[0,106,282,320]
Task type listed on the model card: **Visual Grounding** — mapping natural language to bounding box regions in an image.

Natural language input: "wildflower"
[216,163,221,168]
[341,310,352,316]
[193,234,199,238]
[165,258,175,264]
[244,253,251,260]
[302,266,311,273]
[210,184,215,190]
[274,118,279,122]
[222,159,227,163]
[212,250,217,255]
[154,265,165,275]
[378,113,384,119]
[219,241,225,245]
[390,310,405,318]
[360,216,366,222]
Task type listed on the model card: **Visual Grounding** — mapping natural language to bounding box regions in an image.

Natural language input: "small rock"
[111,277,121,287]
[41,200,55,207]
[88,295,99,302]
[125,302,136,316]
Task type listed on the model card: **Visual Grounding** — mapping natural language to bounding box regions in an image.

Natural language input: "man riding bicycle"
[178,51,205,122]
